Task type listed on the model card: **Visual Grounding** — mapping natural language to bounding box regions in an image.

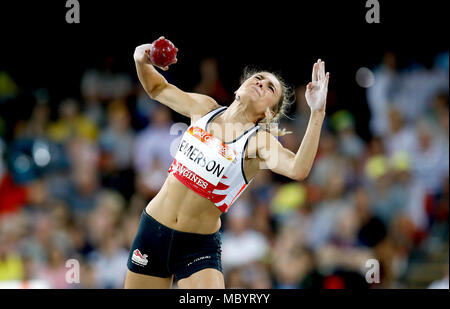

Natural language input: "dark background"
[0,0,448,140]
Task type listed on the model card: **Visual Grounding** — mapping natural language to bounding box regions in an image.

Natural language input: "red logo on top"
[188,127,236,162]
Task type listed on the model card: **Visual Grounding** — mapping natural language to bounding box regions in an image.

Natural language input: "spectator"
[365,156,407,225]
[306,169,348,249]
[193,57,230,105]
[87,190,125,247]
[384,107,417,157]
[87,230,128,289]
[240,262,272,289]
[100,100,134,170]
[411,118,449,195]
[354,186,387,248]
[221,199,270,274]
[35,245,71,289]
[81,56,133,102]
[15,100,50,140]
[271,224,311,288]
[20,213,72,267]
[308,131,346,189]
[133,105,178,197]
[81,56,134,127]
[366,51,399,137]
[429,93,449,139]
[47,98,98,144]
[99,100,135,199]
[63,166,101,217]
[0,235,24,282]
[330,110,365,159]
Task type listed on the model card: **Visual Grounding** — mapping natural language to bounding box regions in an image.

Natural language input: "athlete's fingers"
[139,43,152,51]
[317,61,324,81]
[312,62,318,82]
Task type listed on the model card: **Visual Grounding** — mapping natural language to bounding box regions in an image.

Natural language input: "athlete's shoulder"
[188,93,221,114]
[189,101,223,124]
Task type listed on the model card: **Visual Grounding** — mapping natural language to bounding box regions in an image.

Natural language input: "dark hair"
[240,66,295,135]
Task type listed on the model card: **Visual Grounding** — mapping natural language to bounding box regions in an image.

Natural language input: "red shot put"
[145,36,178,70]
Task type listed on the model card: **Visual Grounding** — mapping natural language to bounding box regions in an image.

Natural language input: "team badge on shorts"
[131,249,149,266]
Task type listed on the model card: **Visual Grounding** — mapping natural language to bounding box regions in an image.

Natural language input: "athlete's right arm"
[133,42,220,118]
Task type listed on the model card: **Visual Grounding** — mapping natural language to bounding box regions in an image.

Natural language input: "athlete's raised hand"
[305,59,329,112]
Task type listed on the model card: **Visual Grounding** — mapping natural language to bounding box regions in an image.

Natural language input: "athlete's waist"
[146,175,222,234]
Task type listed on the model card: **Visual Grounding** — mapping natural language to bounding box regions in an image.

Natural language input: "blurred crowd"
[0,51,448,289]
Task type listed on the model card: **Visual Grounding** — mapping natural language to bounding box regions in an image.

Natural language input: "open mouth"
[251,85,261,97]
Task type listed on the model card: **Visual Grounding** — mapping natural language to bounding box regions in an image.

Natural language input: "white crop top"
[168,106,259,213]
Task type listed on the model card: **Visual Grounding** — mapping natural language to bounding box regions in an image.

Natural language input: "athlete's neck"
[220,100,258,128]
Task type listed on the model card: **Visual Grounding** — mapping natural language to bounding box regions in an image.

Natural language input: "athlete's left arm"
[257,59,329,181]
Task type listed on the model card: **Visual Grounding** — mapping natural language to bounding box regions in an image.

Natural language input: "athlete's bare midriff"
[146,158,260,235]
[145,173,223,234]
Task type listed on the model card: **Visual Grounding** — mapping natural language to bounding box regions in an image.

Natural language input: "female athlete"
[125,37,330,289]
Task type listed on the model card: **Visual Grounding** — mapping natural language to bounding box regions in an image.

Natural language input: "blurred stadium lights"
[355,67,375,88]
[32,141,51,167]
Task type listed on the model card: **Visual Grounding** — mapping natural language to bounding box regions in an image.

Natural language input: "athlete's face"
[236,72,282,121]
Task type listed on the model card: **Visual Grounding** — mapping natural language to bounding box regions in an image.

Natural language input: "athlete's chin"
[249,90,261,101]
[241,93,260,106]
